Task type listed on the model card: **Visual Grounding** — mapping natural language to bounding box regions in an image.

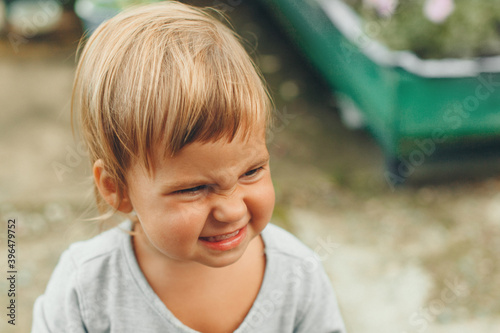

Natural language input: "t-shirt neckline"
[119,220,275,333]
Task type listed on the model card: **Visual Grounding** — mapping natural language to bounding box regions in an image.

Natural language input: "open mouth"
[198,225,247,251]
[199,228,242,243]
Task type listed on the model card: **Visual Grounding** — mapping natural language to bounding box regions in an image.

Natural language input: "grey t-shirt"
[32,222,346,333]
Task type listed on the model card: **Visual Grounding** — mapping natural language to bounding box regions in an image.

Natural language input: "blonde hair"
[72,1,272,214]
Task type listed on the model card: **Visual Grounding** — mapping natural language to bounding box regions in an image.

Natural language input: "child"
[31,2,346,332]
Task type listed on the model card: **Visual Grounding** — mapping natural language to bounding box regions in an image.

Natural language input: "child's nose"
[212,188,247,223]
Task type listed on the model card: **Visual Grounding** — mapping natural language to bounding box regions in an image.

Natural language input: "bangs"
[156,32,270,157]
[73,1,272,186]
[110,13,272,169]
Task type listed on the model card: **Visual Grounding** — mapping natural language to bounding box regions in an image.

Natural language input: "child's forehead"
[166,129,266,160]
[161,119,266,153]
[151,131,266,168]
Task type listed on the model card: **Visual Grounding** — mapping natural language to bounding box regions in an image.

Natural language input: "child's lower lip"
[198,225,247,251]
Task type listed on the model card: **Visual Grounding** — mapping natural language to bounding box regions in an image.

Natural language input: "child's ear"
[93,159,133,213]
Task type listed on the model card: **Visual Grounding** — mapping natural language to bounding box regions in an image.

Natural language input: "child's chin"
[199,252,246,268]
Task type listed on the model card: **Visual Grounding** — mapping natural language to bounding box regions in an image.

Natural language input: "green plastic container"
[260,0,500,182]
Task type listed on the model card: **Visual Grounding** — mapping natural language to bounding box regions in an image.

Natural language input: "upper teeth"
[205,229,240,242]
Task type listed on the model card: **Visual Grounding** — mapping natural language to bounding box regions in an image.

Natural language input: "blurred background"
[1,0,500,332]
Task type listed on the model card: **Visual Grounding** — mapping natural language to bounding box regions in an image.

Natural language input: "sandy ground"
[1,2,500,333]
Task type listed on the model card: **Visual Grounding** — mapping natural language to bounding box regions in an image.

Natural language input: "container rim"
[317,0,500,78]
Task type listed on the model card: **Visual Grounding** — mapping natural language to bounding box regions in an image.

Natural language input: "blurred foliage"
[74,0,160,10]
[344,0,500,59]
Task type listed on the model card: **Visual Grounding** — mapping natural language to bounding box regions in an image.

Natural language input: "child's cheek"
[161,201,212,239]
[250,176,275,224]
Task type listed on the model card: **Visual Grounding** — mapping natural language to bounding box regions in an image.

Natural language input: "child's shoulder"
[62,221,132,271]
[262,223,318,261]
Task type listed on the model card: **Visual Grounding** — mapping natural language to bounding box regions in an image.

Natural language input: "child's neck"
[131,223,266,332]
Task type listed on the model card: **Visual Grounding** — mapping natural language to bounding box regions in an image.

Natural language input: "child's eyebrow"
[247,154,270,170]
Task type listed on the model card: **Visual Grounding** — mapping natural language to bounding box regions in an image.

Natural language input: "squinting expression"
[125,131,275,268]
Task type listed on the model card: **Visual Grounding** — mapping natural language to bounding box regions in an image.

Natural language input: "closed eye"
[174,185,207,194]
[243,166,264,177]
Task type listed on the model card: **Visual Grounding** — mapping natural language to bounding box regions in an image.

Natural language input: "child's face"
[125,130,275,268]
